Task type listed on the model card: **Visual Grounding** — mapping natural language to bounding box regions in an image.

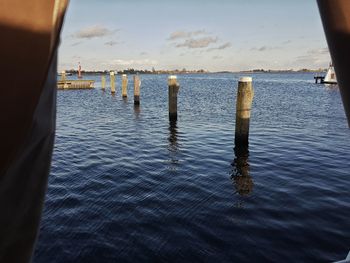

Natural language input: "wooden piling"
[122,74,128,98]
[168,75,180,121]
[234,77,254,157]
[61,71,66,81]
[101,75,106,91]
[110,71,116,94]
[134,75,141,105]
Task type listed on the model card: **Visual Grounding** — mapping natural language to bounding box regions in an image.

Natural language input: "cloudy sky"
[58,0,331,72]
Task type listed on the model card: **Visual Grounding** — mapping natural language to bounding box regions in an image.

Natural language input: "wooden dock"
[314,75,325,84]
[57,80,95,90]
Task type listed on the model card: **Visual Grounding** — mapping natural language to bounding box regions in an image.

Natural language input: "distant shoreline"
[59,68,326,75]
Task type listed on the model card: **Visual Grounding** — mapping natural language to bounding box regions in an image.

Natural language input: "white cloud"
[168,30,207,40]
[73,25,115,39]
[168,30,231,51]
[295,48,330,66]
[251,46,282,51]
[207,42,232,51]
[105,41,119,46]
[101,59,158,68]
[176,37,218,49]
[71,41,82,46]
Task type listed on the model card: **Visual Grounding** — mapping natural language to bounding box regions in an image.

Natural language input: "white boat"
[323,63,337,84]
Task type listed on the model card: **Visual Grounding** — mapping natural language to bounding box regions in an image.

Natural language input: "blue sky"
[58,0,330,71]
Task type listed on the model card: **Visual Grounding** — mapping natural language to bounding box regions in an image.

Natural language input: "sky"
[58,0,331,72]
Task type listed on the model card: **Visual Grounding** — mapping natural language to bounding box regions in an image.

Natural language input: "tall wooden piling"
[110,71,116,94]
[168,75,180,121]
[234,77,254,157]
[134,75,141,105]
[122,74,128,98]
[101,75,106,91]
[61,71,66,81]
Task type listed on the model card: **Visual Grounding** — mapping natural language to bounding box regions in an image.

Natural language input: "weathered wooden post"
[234,77,254,157]
[101,75,106,91]
[168,75,180,121]
[134,75,141,105]
[61,71,66,81]
[122,74,128,98]
[110,71,115,94]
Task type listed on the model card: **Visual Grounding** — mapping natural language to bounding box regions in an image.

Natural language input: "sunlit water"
[34,73,350,262]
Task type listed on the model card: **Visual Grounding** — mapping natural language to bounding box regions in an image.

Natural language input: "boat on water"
[314,63,337,84]
[323,63,337,84]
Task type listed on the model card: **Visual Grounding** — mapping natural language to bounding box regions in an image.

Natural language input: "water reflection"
[231,146,253,196]
[167,120,179,169]
[324,83,338,90]
[133,104,141,120]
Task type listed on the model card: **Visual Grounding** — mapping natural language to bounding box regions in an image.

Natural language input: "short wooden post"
[134,75,141,105]
[61,71,66,81]
[110,71,115,94]
[168,76,180,121]
[122,74,128,98]
[101,75,106,91]
[234,77,254,157]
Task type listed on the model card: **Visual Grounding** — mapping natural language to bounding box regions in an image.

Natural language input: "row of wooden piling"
[62,71,254,191]
[102,72,254,154]
[102,72,142,105]
[63,71,254,195]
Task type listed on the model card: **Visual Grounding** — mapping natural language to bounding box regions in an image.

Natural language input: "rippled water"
[34,73,350,262]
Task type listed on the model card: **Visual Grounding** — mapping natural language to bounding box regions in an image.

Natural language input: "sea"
[34,73,350,263]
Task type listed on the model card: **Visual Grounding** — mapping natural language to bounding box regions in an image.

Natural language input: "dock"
[57,80,95,90]
[314,75,325,84]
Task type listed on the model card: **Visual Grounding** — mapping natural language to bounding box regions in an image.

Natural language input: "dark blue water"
[34,73,350,263]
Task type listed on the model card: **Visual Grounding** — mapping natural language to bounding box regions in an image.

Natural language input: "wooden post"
[110,71,115,94]
[122,74,128,98]
[234,77,254,157]
[61,71,66,81]
[168,75,180,121]
[134,75,141,105]
[101,75,106,91]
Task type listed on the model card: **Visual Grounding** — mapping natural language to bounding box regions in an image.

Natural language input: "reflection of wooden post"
[101,75,106,91]
[234,77,254,156]
[134,75,141,105]
[168,75,180,121]
[122,74,128,98]
[232,156,253,196]
[110,71,115,94]
[61,71,66,81]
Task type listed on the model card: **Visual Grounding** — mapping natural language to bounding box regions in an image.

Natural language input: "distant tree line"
[64,68,209,75]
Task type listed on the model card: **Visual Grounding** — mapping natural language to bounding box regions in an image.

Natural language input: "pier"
[314,75,325,84]
[57,80,95,90]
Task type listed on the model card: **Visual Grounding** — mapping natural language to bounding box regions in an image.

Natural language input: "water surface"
[34,73,350,262]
